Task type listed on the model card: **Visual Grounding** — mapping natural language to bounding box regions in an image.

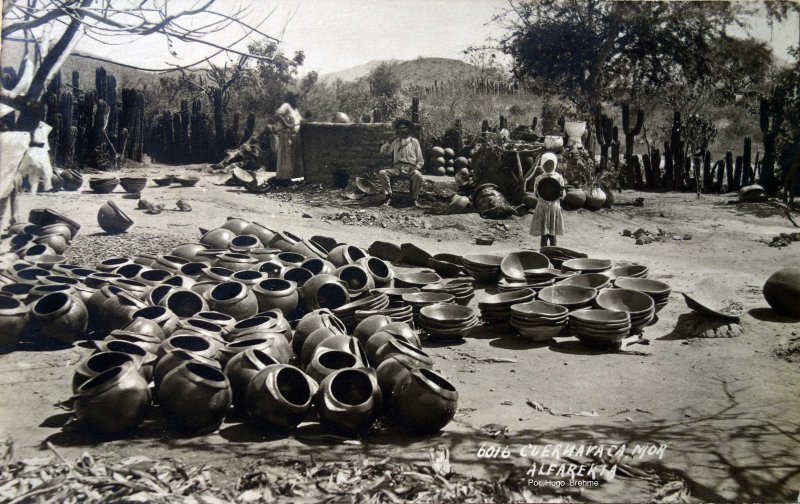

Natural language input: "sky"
[2,0,798,76]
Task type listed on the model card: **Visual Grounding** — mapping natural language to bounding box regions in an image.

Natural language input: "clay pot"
[280,267,313,290]
[25,284,74,304]
[121,316,166,341]
[300,258,335,276]
[250,248,281,262]
[277,252,305,267]
[171,243,208,262]
[87,285,122,323]
[392,368,458,433]
[327,245,367,267]
[314,368,381,435]
[352,315,393,345]
[357,257,393,287]
[335,264,374,297]
[300,326,347,368]
[13,267,50,284]
[131,305,178,338]
[17,244,55,261]
[93,339,157,377]
[98,200,134,234]
[84,272,124,290]
[252,260,283,277]
[60,169,84,191]
[158,362,232,434]
[194,249,227,266]
[314,335,367,365]
[561,187,587,211]
[0,297,29,348]
[114,263,149,279]
[110,278,150,298]
[34,234,67,255]
[32,292,88,343]
[229,235,261,254]
[159,333,219,361]
[159,288,208,318]
[290,239,327,259]
[74,363,151,435]
[364,331,395,364]
[367,241,403,263]
[246,364,317,429]
[229,315,286,340]
[293,310,346,355]
[763,268,800,317]
[205,266,236,283]
[28,208,81,238]
[145,284,176,306]
[101,291,147,334]
[400,243,433,267]
[302,274,350,311]
[200,228,236,249]
[205,281,258,320]
[215,253,258,272]
[0,283,34,302]
[306,348,362,383]
[153,349,221,390]
[153,255,190,274]
[136,269,172,286]
[195,311,237,339]
[376,349,434,401]
[583,187,607,210]
[190,281,218,299]
[268,231,301,252]
[178,262,209,281]
[38,224,72,243]
[381,322,422,348]
[252,309,292,341]
[241,222,276,247]
[231,270,267,287]
[97,257,132,273]
[105,330,162,355]
[133,253,159,267]
[39,274,80,287]
[252,279,299,314]
[374,338,432,369]
[224,348,279,409]
[72,351,136,393]
[174,319,227,344]
[218,336,279,367]
[163,275,195,289]
[220,218,251,235]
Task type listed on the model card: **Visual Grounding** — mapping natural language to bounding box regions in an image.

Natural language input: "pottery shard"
[672,313,743,339]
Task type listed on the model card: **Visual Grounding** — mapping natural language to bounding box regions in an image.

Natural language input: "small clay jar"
[224,348,279,409]
[252,279,298,315]
[314,368,381,436]
[392,368,458,433]
[32,292,88,343]
[206,281,259,321]
[246,364,317,429]
[74,363,151,435]
[157,362,232,434]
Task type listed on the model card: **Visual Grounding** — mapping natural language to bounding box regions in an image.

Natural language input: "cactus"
[107,75,117,107]
[702,151,712,193]
[107,102,118,146]
[95,67,107,103]
[621,103,644,189]
[650,148,661,190]
[51,114,62,165]
[411,96,420,123]
[72,70,80,90]
[725,151,734,191]
[162,110,174,148]
[642,153,652,189]
[610,126,620,172]
[211,87,224,145]
[743,136,752,186]
[733,155,743,188]
[133,91,145,162]
[172,113,182,151]
[632,155,644,189]
[180,99,190,146]
[670,111,684,191]
[45,93,59,129]
[191,97,204,156]
[714,160,724,193]
[594,112,613,172]
[759,97,780,193]
[65,126,78,165]
[92,99,110,165]
[47,71,61,95]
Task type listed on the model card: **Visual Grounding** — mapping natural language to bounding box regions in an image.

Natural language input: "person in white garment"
[378,118,424,207]
[529,152,565,247]
[274,92,303,183]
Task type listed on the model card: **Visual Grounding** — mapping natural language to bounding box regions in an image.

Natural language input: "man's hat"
[392,117,414,130]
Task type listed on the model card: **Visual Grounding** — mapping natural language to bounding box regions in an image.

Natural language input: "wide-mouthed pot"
[113,263,149,279]
[314,368,381,436]
[352,315,393,345]
[375,349,434,402]
[300,257,335,276]
[252,279,298,315]
[72,351,137,393]
[205,281,258,320]
[194,311,237,339]
[200,228,236,250]
[251,260,283,277]
[220,217,251,235]
[159,288,208,319]
[101,290,148,333]
[97,200,134,234]
[109,278,150,299]
[152,349,221,390]
[34,233,67,255]
[215,253,258,272]
[246,364,317,429]
[74,362,151,436]
[253,309,293,341]
[0,296,29,348]
[130,305,178,338]
[305,348,362,383]
[267,230,302,252]
[229,235,261,254]
[24,283,74,305]
[326,245,367,267]
[158,362,232,434]
[289,239,327,260]
[170,243,208,262]
[299,325,347,368]
[32,292,88,343]
[292,310,346,355]
[302,274,350,312]
[392,368,458,433]
[0,283,34,303]
[224,348,279,409]
[241,222,276,247]
[357,257,394,287]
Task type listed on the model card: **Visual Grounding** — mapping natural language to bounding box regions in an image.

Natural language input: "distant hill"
[320,57,480,88]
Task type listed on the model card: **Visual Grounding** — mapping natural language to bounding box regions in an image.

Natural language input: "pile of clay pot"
[0,214,458,439]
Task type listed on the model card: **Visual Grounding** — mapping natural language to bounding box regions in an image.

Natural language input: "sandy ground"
[1,164,799,502]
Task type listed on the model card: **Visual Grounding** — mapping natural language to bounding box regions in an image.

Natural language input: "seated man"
[379,118,424,207]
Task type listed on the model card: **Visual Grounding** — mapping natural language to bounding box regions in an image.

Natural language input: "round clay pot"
[195,311,237,339]
[174,319,227,345]
[178,262,209,281]
[97,200,134,234]
[113,263,148,279]
[289,239,327,260]
[131,305,178,337]
[206,281,258,320]
[229,315,286,340]
[352,315,393,345]
[110,278,150,299]
[293,310,346,355]
[251,260,283,277]
[160,289,208,319]
[133,253,159,267]
[72,351,136,393]
[163,275,195,289]
[393,368,458,433]
[372,338,432,368]
[13,266,50,284]
[97,257,132,273]
[267,231,301,252]
[87,285,122,323]
[583,187,607,210]
[151,255,189,274]
[561,188,587,211]
[200,228,236,250]
[250,248,281,263]
[145,284,177,306]
[300,258,335,276]
[314,368,381,435]
[17,243,55,261]
[106,329,161,355]
[327,245,367,267]
[34,234,67,255]
[61,169,84,191]
[25,284,74,304]
[218,336,278,367]
[171,243,208,262]
[74,362,151,436]
[157,362,232,434]
[357,257,394,287]
[276,252,305,267]
[0,297,29,348]
[152,349,221,390]
[246,364,317,429]
[231,270,267,287]
[215,253,258,272]
[135,269,172,286]
[252,279,299,314]
[306,348,361,383]
[39,274,80,287]
[32,292,88,343]
[194,249,227,266]
[93,339,157,376]
[335,264,375,297]
[224,348,279,409]
[364,331,395,364]
[100,291,147,334]
[221,218,251,235]
[381,321,422,348]
[229,235,261,254]
[159,333,219,361]
[300,326,347,368]
[241,222,276,247]
[302,274,350,311]
[376,350,434,401]
[763,267,800,317]
[314,335,367,366]
[120,316,166,341]
[367,241,403,263]
[84,272,124,289]
[252,309,292,341]
[1,283,34,303]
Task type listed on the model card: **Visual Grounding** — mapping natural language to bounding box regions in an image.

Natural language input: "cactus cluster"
[621,103,644,189]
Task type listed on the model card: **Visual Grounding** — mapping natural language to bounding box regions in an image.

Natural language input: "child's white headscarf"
[541,152,558,173]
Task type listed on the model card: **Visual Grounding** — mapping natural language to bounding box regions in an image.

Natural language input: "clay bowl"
[561,258,612,273]
[500,251,551,281]
[512,322,564,341]
[569,308,630,326]
[402,292,455,307]
[120,177,148,193]
[523,268,575,281]
[607,264,649,279]
[462,254,503,269]
[373,287,420,300]
[613,277,670,297]
[428,258,464,278]
[572,327,629,349]
[537,285,597,310]
[498,279,554,293]
[680,279,743,320]
[433,253,463,266]
[97,201,134,234]
[175,176,200,187]
[154,177,173,187]
[595,288,654,317]
[478,289,536,309]
[89,177,119,194]
[557,273,611,290]
[393,271,442,288]
[419,303,477,324]
[510,300,569,320]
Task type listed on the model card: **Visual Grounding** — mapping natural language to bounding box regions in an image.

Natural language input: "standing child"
[529,152,565,247]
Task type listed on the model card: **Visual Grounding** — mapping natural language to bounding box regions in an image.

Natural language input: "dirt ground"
[1,163,799,502]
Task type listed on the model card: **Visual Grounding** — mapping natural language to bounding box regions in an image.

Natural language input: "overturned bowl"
[97,201,134,234]
[537,285,597,310]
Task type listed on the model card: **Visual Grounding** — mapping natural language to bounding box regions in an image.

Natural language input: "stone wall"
[300,122,393,186]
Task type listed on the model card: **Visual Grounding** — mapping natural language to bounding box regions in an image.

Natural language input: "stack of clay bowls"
[518,267,576,292]
[393,271,442,288]
[479,289,535,327]
[354,303,413,326]
[421,279,475,306]
[613,277,670,313]
[462,254,503,284]
[538,246,588,268]
[500,251,551,282]
[595,288,655,332]
[331,291,389,331]
[569,309,632,349]
[373,287,419,306]
[605,264,649,279]
[509,300,568,341]
[402,291,456,322]
[418,303,479,341]
[537,285,597,311]
[561,258,613,274]
[556,273,611,290]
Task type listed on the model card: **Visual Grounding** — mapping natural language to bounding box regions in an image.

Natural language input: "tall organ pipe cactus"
[759,97,780,194]
[743,136,753,186]
[594,111,613,172]
[621,103,644,189]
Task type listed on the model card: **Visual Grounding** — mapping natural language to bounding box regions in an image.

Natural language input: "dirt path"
[1,164,799,502]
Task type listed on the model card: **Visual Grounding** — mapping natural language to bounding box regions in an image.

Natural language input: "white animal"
[0,122,53,232]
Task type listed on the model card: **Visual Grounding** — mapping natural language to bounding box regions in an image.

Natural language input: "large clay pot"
[392,368,458,433]
[314,368,381,436]
[300,326,347,368]
[60,169,84,191]
[267,231,301,252]
[152,349,221,389]
[135,269,173,286]
[110,278,150,299]
[252,279,298,314]
[251,260,283,277]
[72,351,136,393]
[302,274,350,311]
[224,348,279,409]
[190,281,218,299]
[0,283,34,303]
[120,315,166,341]
[218,335,278,367]
[131,305,178,337]
[327,245,367,267]
[195,311,237,339]
[157,362,232,434]
[241,222,276,247]
[24,284,74,304]
[171,244,208,264]
[290,239,327,259]
[215,253,258,272]
[97,200,134,234]
[353,315,393,345]
[246,364,317,429]
[97,257,132,273]
[372,338,432,368]
[293,310,346,355]
[382,321,422,348]
[252,309,292,341]
[133,253,159,267]
[376,350,434,401]
[164,273,197,290]
[106,330,161,355]
[74,363,151,436]
[17,243,55,261]
[160,288,208,318]
[113,263,149,279]
[561,187,587,211]
[763,268,800,317]
[153,255,189,274]
[364,331,395,364]
[206,281,258,320]
[0,297,29,348]
[93,339,158,381]
[87,285,122,324]
[101,291,147,333]
[220,218,251,235]
[306,348,362,383]
[583,187,607,210]
[145,284,177,306]
[277,252,305,267]
[229,315,287,341]
[40,223,73,243]
[279,267,313,290]
[178,262,209,281]
[231,270,267,287]
[300,258,335,276]
[84,272,124,289]
[34,234,67,255]
[250,249,281,263]
[32,292,88,343]
[200,228,236,249]
[28,208,81,238]
[314,335,367,366]
[357,257,393,287]
[229,235,261,254]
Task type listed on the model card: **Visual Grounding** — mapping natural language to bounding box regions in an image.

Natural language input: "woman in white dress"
[274,92,303,182]
[529,152,565,247]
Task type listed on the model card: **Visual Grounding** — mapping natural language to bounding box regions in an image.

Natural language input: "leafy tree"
[368,62,402,98]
